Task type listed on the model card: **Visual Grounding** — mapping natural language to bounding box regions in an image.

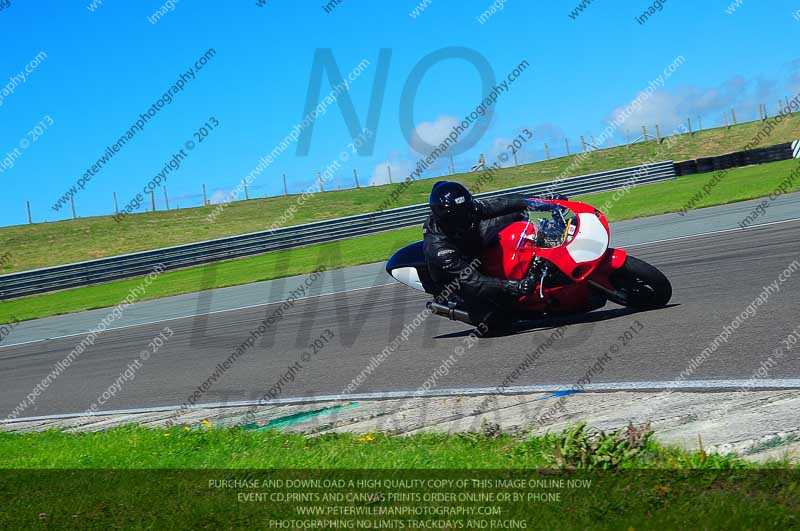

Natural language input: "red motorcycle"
[386,198,672,327]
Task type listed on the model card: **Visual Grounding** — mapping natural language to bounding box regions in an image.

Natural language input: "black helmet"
[429,181,477,235]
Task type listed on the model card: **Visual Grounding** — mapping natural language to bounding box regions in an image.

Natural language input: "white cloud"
[409,115,458,155]
[488,137,511,164]
[369,159,414,186]
[606,68,800,133]
[208,189,233,204]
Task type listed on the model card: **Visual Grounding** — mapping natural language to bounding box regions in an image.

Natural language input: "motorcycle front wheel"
[606,256,672,309]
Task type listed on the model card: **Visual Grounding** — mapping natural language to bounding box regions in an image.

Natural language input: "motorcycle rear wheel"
[607,256,672,309]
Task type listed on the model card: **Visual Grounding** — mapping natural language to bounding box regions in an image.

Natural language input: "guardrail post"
[70,194,76,220]
[202,184,208,206]
[26,200,32,224]
[544,143,550,160]
[113,192,119,214]
[283,174,288,195]
[163,187,170,210]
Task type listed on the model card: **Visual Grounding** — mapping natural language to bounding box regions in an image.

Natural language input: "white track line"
[624,216,800,248]
[4,379,800,424]
[4,216,800,351]
[0,283,397,350]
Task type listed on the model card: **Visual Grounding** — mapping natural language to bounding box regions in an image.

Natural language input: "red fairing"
[588,248,628,292]
[481,199,621,314]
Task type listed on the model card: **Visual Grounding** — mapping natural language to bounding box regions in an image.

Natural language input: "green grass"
[3,114,800,275]
[0,423,757,469]
[0,227,421,323]
[1,425,797,529]
[3,157,798,324]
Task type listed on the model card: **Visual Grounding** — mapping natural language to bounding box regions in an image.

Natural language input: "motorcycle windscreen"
[565,213,609,263]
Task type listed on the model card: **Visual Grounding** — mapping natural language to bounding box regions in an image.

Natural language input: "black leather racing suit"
[422,195,530,326]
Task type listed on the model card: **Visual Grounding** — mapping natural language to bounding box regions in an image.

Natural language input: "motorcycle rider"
[423,180,563,336]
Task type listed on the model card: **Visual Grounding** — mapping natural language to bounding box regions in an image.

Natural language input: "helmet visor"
[432,204,475,234]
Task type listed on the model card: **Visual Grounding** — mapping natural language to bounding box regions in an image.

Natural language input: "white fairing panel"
[390,267,426,292]
[566,213,609,263]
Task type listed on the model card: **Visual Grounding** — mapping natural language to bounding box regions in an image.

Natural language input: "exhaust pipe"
[427,301,473,325]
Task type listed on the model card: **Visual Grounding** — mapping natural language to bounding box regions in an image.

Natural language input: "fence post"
[387,165,393,184]
[544,143,550,160]
[353,168,360,188]
[580,136,586,152]
[163,187,170,210]
[70,194,76,220]
[243,179,249,200]
[202,184,207,206]
[655,124,661,143]
[731,108,737,125]
[113,192,119,214]
[26,200,32,224]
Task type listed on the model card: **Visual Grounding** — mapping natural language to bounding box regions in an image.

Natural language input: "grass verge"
[2,114,799,274]
[2,157,798,324]
[0,422,761,469]
[1,424,797,528]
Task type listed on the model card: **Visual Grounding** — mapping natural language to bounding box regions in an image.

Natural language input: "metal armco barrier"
[674,141,799,176]
[0,161,676,300]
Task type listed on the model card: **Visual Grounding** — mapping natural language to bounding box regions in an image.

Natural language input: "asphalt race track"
[2,197,800,419]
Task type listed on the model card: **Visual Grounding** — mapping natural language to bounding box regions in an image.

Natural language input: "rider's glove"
[527,199,560,212]
[507,278,536,297]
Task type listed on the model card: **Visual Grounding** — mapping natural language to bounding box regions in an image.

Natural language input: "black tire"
[607,256,672,309]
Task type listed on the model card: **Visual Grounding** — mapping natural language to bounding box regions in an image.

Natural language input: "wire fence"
[23,99,799,225]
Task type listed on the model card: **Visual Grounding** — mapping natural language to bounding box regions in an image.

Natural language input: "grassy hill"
[3,156,798,324]
[1,114,799,274]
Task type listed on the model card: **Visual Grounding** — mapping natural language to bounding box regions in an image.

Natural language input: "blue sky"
[0,0,798,227]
